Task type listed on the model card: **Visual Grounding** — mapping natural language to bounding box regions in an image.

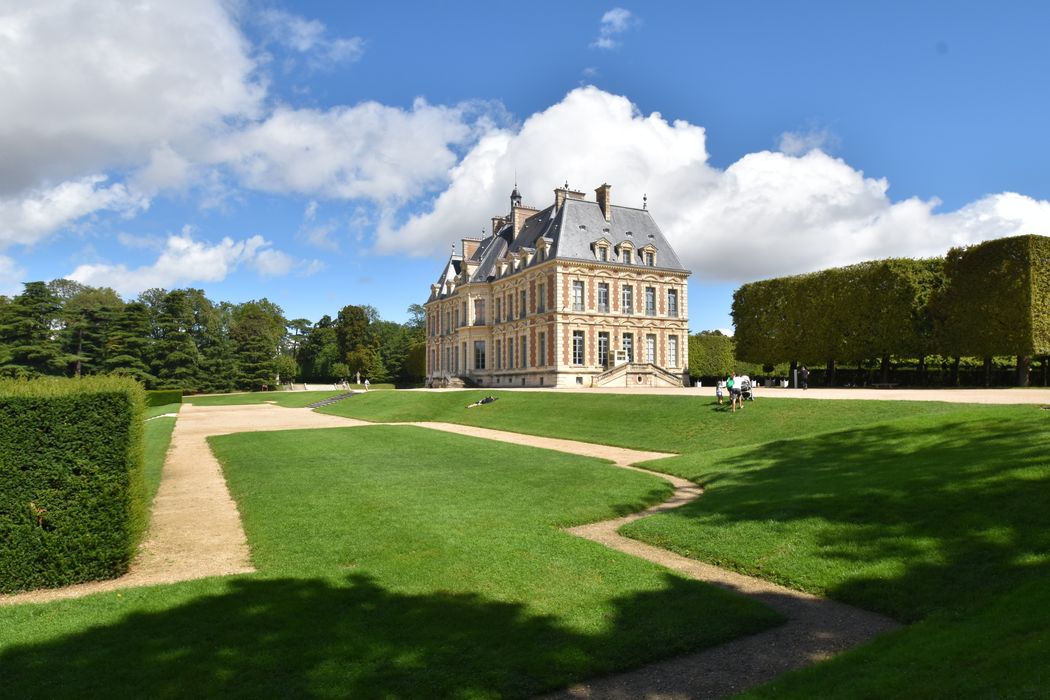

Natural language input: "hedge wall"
[145,389,183,407]
[0,376,146,593]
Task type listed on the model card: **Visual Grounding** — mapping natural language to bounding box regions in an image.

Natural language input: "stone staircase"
[592,362,685,388]
[306,392,355,408]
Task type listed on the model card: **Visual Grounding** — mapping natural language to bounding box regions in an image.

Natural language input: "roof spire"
[642,193,648,210]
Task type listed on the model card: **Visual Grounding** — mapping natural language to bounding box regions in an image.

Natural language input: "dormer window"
[641,244,657,267]
[592,238,612,263]
[622,249,632,265]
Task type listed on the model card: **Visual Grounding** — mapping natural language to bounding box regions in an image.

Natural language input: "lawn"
[324,390,1050,695]
[4,390,1048,697]
[316,389,961,453]
[185,390,344,407]
[0,425,778,698]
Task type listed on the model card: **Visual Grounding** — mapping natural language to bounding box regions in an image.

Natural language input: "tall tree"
[0,282,66,377]
[60,286,124,377]
[104,301,156,384]
[230,299,286,390]
[151,290,200,390]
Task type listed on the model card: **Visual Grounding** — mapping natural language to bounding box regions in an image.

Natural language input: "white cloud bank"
[380,86,1050,281]
[3,1,1049,290]
[68,230,320,296]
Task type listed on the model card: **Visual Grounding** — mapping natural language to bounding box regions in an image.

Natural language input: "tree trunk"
[880,354,891,384]
[75,329,83,379]
[1042,355,1049,387]
[789,359,798,387]
[950,356,961,387]
[918,355,927,386]
[826,358,836,387]
[1017,355,1031,387]
[983,356,993,387]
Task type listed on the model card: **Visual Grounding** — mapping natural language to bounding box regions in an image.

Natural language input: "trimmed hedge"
[0,376,146,593]
[145,389,183,407]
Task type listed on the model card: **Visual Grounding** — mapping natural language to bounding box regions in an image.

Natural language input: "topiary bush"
[0,376,146,593]
[145,389,183,407]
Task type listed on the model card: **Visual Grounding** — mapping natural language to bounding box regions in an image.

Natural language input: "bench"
[870,382,899,389]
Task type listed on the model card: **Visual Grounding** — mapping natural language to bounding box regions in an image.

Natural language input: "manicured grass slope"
[0,425,778,698]
[623,405,1050,622]
[317,389,959,453]
[742,577,1050,699]
[185,390,343,407]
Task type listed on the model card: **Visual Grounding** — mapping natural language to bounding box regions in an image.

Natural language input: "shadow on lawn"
[2,571,773,699]
[654,412,1050,622]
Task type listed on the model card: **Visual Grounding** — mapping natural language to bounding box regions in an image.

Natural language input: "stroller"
[739,377,754,402]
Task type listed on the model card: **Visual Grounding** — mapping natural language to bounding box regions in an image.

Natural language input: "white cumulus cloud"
[0,0,263,196]
[0,176,149,248]
[591,8,637,49]
[67,230,305,295]
[212,99,486,203]
[378,86,1050,282]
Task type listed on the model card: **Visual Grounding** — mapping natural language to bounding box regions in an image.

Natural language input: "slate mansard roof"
[430,189,688,301]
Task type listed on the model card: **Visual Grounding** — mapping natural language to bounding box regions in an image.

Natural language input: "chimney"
[491,216,506,236]
[595,183,612,222]
[554,186,568,211]
[461,238,481,260]
[554,183,587,210]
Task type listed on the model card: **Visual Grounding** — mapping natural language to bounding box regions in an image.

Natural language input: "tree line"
[0,280,426,392]
[732,234,1050,387]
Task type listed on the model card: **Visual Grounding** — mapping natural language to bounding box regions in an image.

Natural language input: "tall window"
[668,335,679,367]
[474,341,486,370]
[622,249,632,265]
[644,251,654,266]
[598,332,610,367]
[598,246,608,262]
[520,336,527,367]
[495,339,502,369]
[537,282,546,312]
[621,285,634,314]
[572,331,585,365]
[506,294,512,321]
[538,332,546,366]
[645,334,656,364]
[474,299,486,325]
[597,282,609,312]
[507,338,514,368]
[572,280,585,311]
[645,287,656,316]
[519,290,527,319]
[495,298,501,323]
[622,333,634,362]
[445,311,450,334]
[461,301,467,326]
[667,289,678,318]
[454,308,459,328]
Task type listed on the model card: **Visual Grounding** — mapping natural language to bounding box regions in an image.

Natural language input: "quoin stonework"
[425,183,690,388]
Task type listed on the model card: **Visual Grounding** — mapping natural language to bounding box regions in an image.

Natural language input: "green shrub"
[0,376,146,593]
[145,389,183,407]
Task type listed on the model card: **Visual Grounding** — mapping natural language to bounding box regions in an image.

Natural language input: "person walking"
[363,378,370,391]
[716,377,726,405]
[800,366,809,390]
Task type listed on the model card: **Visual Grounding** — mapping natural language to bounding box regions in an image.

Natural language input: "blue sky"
[2,1,1049,331]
